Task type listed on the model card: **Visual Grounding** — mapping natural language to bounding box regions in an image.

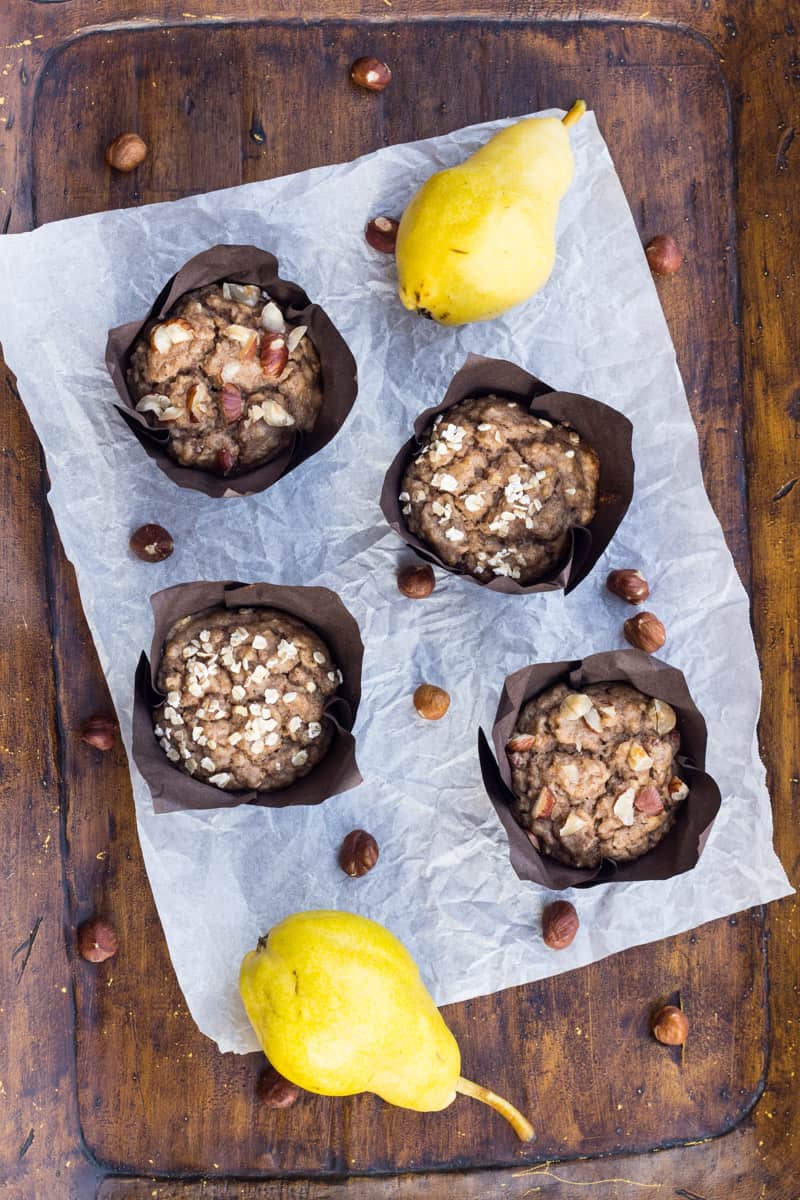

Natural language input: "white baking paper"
[0,112,790,1053]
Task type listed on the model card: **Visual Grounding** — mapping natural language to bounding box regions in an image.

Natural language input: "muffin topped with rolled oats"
[400,396,599,584]
[127,281,321,476]
[507,682,689,868]
[153,606,342,792]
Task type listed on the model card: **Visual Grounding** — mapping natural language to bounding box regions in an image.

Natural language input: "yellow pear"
[239,910,534,1140]
[396,101,586,325]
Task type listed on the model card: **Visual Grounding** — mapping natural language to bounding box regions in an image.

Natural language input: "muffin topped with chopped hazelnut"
[399,396,599,584]
[153,606,342,792]
[507,682,688,868]
[127,281,322,476]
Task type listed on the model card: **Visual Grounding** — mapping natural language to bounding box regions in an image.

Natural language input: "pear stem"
[455,1076,535,1142]
[562,100,587,128]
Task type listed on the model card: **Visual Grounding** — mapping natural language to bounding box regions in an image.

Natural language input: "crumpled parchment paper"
[0,111,790,1053]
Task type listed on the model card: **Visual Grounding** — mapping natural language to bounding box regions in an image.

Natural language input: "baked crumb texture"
[507,682,689,868]
[400,396,599,585]
[127,282,322,475]
[153,606,342,792]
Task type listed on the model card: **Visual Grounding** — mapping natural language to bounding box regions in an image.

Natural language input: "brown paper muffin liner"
[478,649,721,889]
[380,353,634,594]
[132,581,363,814]
[106,245,358,498]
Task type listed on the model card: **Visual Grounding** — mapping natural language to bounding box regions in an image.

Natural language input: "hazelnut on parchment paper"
[542,900,579,950]
[413,684,450,720]
[397,564,435,599]
[624,611,666,653]
[338,829,379,877]
[606,568,650,604]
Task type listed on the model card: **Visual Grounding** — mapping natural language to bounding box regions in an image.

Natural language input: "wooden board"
[0,2,798,1197]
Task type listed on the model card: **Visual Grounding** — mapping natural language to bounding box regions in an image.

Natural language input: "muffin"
[506,682,689,868]
[399,396,599,584]
[127,281,322,476]
[153,605,342,791]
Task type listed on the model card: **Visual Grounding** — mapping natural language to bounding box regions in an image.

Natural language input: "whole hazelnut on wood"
[257,1065,300,1109]
[624,611,666,654]
[365,216,399,254]
[78,918,118,963]
[413,683,450,720]
[397,564,435,599]
[542,900,579,950]
[651,1004,689,1045]
[129,523,174,563]
[606,568,650,605]
[338,829,380,878]
[105,132,148,172]
[350,56,392,91]
[645,234,683,277]
[80,714,117,751]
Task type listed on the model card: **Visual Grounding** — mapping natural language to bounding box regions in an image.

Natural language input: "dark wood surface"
[0,2,797,1197]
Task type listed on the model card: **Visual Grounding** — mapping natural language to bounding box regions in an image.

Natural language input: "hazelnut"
[532,785,556,819]
[397,564,435,599]
[77,918,118,963]
[259,332,289,381]
[338,829,380,878]
[350,56,392,91]
[365,216,399,254]
[645,234,683,277]
[413,683,450,720]
[635,784,664,815]
[624,611,666,654]
[129,523,174,563]
[80,714,117,751]
[257,1065,300,1109]
[606,568,650,605]
[216,447,235,475]
[651,1004,689,1045]
[221,383,245,423]
[669,777,689,802]
[105,132,148,172]
[542,900,579,950]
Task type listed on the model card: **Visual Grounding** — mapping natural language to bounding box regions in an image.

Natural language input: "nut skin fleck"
[645,234,683,276]
[506,733,536,754]
[365,216,399,254]
[216,446,235,475]
[606,568,650,605]
[77,918,118,963]
[413,683,450,720]
[338,829,380,877]
[397,564,435,599]
[350,56,392,91]
[105,132,148,172]
[257,1065,300,1108]
[651,1004,689,1045]
[542,900,579,950]
[130,523,174,562]
[624,611,667,653]
[80,714,117,751]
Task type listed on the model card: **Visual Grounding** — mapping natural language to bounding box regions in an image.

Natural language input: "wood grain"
[0,1,797,1196]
